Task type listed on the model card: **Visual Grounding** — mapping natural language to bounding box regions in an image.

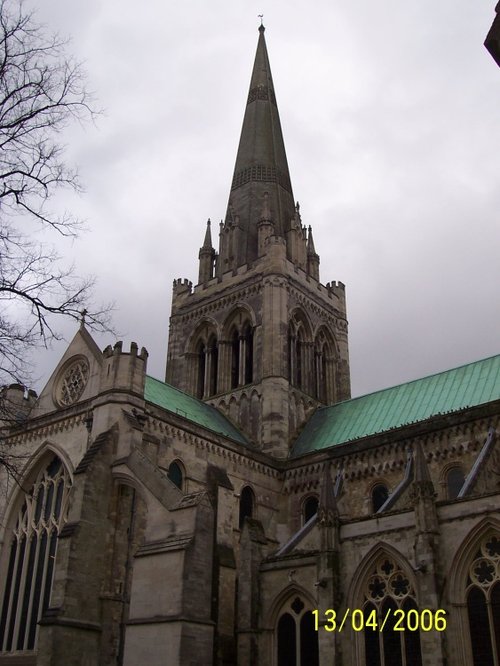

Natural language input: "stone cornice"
[145,408,281,480]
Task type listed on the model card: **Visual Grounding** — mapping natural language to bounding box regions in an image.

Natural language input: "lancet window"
[288,312,313,393]
[372,483,389,513]
[302,495,319,524]
[465,531,500,666]
[276,597,319,666]
[312,328,335,403]
[361,555,422,666]
[0,455,71,652]
[193,330,218,399]
[239,485,255,528]
[228,318,254,390]
[446,466,465,500]
[167,461,184,490]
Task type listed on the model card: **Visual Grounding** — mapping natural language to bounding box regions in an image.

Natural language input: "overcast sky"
[23,0,500,399]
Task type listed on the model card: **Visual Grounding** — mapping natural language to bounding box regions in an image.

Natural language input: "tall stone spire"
[223,24,296,268]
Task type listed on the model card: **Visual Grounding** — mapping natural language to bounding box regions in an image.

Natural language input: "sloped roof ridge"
[291,353,500,457]
[325,352,500,410]
[144,375,249,446]
[146,374,201,400]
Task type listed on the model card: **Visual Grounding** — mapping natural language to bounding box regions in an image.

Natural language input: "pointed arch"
[369,481,390,514]
[445,518,500,665]
[167,459,185,491]
[348,543,422,666]
[238,485,255,528]
[267,585,319,666]
[1,442,74,541]
[301,494,319,524]
[186,318,219,398]
[288,309,313,392]
[0,452,72,652]
[438,462,466,501]
[222,305,256,390]
[110,471,149,509]
[267,583,317,628]
[447,517,500,604]
[221,303,257,335]
[348,542,416,608]
[312,325,338,403]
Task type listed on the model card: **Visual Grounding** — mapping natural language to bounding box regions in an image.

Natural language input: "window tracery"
[55,356,89,406]
[465,531,500,666]
[361,555,422,666]
[0,456,71,652]
[276,596,318,666]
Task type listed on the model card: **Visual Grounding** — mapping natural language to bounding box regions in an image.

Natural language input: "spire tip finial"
[258,14,265,31]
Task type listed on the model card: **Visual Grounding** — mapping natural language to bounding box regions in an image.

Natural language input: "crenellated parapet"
[172,278,194,309]
[0,384,38,426]
[101,341,149,395]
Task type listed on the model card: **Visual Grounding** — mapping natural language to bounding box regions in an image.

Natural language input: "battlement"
[173,278,193,292]
[327,280,345,291]
[101,341,149,394]
[172,278,194,308]
[103,340,148,361]
[0,384,38,425]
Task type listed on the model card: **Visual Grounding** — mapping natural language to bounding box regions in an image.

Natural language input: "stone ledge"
[135,534,194,557]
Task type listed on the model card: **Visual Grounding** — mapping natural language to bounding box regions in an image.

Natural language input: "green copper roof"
[145,376,249,446]
[292,354,500,458]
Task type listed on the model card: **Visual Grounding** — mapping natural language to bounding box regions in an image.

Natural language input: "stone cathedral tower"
[165,25,351,456]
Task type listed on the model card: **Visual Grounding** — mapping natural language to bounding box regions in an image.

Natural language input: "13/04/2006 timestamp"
[312,609,447,632]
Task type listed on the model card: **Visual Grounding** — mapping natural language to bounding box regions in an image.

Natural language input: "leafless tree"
[0,0,111,393]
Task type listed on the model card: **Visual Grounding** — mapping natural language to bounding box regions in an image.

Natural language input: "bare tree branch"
[0,0,113,462]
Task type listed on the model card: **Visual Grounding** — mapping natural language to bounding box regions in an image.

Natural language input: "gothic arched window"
[231,328,240,389]
[276,597,319,666]
[360,555,422,666]
[296,329,304,390]
[446,466,465,500]
[303,496,319,524]
[313,329,335,403]
[207,334,218,397]
[372,483,389,513]
[167,461,184,490]
[196,340,206,399]
[192,327,218,399]
[227,317,254,390]
[288,312,313,393]
[0,455,71,652]
[239,485,255,528]
[242,323,254,385]
[465,532,500,665]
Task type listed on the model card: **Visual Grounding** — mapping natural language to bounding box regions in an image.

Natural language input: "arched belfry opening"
[288,310,314,394]
[188,322,219,399]
[222,308,255,392]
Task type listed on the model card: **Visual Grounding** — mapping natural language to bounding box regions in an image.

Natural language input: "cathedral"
[0,24,499,666]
